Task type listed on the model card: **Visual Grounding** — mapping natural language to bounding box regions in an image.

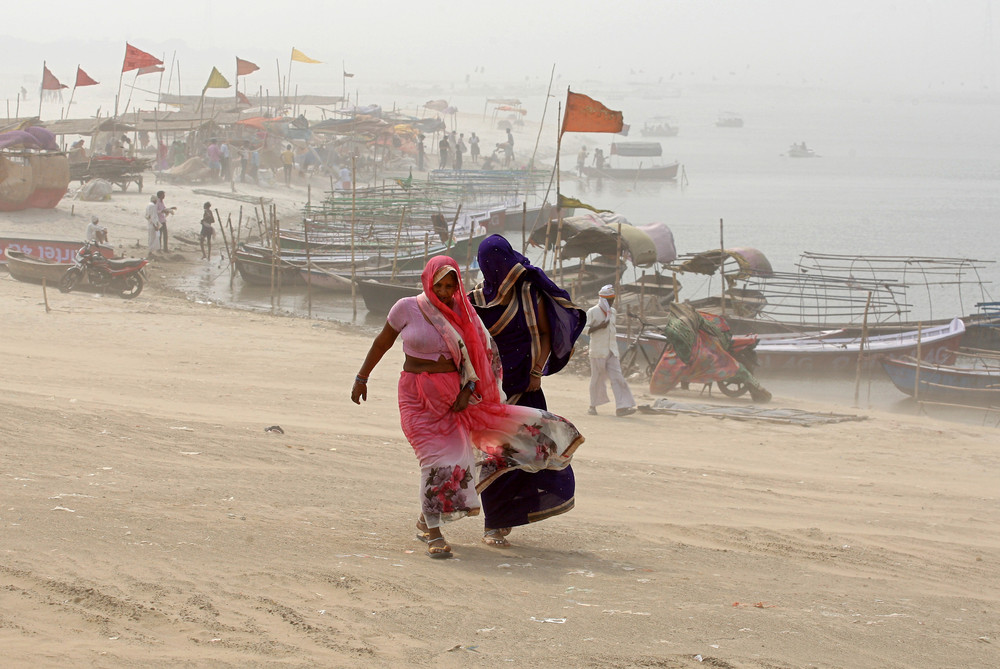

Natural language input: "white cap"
[599,284,615,297]
[91,215,99,224]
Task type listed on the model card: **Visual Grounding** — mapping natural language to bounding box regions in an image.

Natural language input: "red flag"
[122,43,163,73]
[237,91,251,106]
[75,66,99,87]
[236,57,260,76]
[42,66,67,91]
[561,90,624,134]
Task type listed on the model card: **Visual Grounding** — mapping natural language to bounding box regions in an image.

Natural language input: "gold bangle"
[530,369,543,378]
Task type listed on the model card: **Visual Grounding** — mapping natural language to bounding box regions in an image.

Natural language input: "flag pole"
[115,51,127,118]
[66,65,80,112]
[342,60,346,104]
[235,57,239,110]
[286,49,294,110]
[38,61,45,118]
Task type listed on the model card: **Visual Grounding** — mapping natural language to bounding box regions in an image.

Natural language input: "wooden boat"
[787,143,818,158]
[4,249,74,284]
[1,237,113,265]
[639,118,679,137]
[880,355,1000,405]
[582,162,680,180]
[582,142,679,181]
[716,113,744,128]
[357,279,421,315]
[754,317,965,374]
[234,246,305,286]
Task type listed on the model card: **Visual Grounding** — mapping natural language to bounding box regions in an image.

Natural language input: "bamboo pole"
[350,156,357,318]
[914,323,924,405]
[214,207,232,275]
[521,202,528,255]
[719,218,726,319]
[854,291,873,407]
[464,219,475,288]
[304,217,312,318]
[390,207,406,282]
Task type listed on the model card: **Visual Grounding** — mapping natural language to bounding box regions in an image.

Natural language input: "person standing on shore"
[469,132,480,164]
[438,133,450,169]
[281,144,295,186]
[455,133,466,170]
[416,133,425,171]
[156,190,176,253]
[586,284,637,417]
[198,201,215,260]
[145,195,160,256]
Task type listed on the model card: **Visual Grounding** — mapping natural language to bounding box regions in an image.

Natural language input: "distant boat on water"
[787,142,818,158]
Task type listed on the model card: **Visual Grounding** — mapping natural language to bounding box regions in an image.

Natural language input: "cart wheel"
[717,379,750,397]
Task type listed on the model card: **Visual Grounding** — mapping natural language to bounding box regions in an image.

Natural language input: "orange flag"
[561,90,624,134]
[75,66,99,87]
[122,43,163,72]
[41,65,67,91]
[236,57,260,76]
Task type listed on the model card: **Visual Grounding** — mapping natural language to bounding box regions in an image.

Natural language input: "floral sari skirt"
[397,371,584,528]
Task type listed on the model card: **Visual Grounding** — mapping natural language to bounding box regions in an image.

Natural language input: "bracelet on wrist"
[355,374,368,384]
[530,368,544,378]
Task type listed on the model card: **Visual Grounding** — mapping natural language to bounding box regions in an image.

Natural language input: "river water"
[170,83,1000,423]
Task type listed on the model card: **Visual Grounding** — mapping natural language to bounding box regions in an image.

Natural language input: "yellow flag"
[202,66,231,91]
[291,48,321,64]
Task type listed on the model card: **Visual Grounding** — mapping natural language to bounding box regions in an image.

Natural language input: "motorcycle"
[59,241,148,299]
[642,304,772,403]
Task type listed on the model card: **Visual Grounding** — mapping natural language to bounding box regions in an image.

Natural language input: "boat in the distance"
[787,142,818,158]
[715,112,744,128]
[639,117,679,137]
[581,142,679,181]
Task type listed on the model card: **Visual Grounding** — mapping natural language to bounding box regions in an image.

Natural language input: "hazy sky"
[3,0,997,100]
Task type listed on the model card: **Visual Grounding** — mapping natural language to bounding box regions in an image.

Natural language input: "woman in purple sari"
[469,234,586,547]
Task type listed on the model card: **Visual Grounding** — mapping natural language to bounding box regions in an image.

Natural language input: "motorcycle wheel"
[89,267,112,289]
[120,274,143,299]
[59,267,82,293]
[620,346,640,378]
[717,379,750,398]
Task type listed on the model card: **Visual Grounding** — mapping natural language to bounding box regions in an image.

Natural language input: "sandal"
[425,536,453,559]
[415,517,431,543]
[482,529,511,548]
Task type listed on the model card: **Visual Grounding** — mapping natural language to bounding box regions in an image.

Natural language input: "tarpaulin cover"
[610,142,662,157]
[636,222,676,264]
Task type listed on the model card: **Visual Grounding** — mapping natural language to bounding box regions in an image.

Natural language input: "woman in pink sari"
[351,256,584,559]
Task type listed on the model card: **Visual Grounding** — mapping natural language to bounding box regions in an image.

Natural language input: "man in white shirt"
[85,215,107,244]
[585,284,636,417]
[144,195,160,256]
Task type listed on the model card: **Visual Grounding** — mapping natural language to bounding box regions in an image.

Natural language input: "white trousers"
[147,224,160,255]
[589,355,635,409]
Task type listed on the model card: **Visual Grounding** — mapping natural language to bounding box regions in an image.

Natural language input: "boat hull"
[754,318,965,375]
[881,357,1000,405]
[582,162,679,181]
[4,249,74,284]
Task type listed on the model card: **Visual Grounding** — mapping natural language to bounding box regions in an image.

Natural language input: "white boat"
[754,318,966,374]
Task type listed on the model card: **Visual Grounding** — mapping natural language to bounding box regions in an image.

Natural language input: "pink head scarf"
[417,256,501,402]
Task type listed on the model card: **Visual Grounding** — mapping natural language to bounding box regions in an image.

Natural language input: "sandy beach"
[2,176,998,668]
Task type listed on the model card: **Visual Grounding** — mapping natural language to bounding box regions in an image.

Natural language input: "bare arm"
[351,322,400,404]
